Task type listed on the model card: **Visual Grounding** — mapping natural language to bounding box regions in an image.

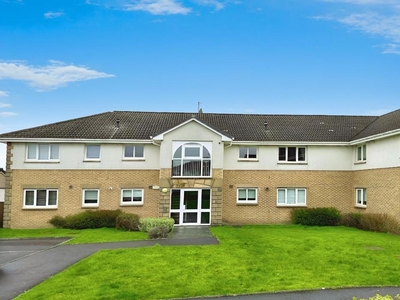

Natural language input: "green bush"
[147,226,171,239]
[48,215,66,228]
[342,213,400,235]
[116,212,141,231]
[291,207,342,226]
[49,210,122,229]
[139,217,175,239]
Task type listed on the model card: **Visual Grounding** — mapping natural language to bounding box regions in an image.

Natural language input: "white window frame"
[356,188,367,207]
[123,145,145,160]
[82,189,100,207]
[356,145,367,162]
[236,188,258,204]
[238,147,258,160]
[23,189,58,209]
[172,142,212,178]
[85,145,101,161]
[120,189,144,206]
[277,188,307,206]
[278,147,307,163]
[26,143,60,162]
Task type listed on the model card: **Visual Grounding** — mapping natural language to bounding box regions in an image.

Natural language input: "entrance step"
[169,226,215,240]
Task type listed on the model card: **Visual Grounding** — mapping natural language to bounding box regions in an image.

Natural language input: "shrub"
[291,207,342,226]
[116,213,141,231]
[48,215,66,228]
[147,226,171,239]
[49,210,122,229]
[341,212,363,228]
[139,217,175,239]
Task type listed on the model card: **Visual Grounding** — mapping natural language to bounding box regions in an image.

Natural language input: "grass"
[0,227,147,244]
[14,225,400,300]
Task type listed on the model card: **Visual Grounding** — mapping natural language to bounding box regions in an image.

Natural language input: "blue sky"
[0,0,400,167]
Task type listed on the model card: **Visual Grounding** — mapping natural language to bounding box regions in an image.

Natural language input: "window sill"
[82,205,99,208]
[122,158,145,161]
[25,160,60,163]
[354,161,366,165]
[23,207,58,210]
[236,202,258,206]
[171,176,212,179]
[276,204,307,208]
[120,203,144,207]
[355,205,367,209]
[238,159,259,162]
[83,159,101,162]
[277,162,308,165]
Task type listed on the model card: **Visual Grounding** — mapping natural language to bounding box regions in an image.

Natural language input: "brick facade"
[8,169,160,228]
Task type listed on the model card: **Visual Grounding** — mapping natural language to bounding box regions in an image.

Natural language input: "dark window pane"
[298,148,306,161]
[288,147,296,161]
[170,213,180,224]
[135,146,144,157]
[239,147,247,158]
[173,146,182,158]
[171,190,180,209]
[201,189,211,209]
[278,148,286,161]
[125,146,134,157]
[25,191,34,205]
[201,212,210,224]
[172,160,182,176]
[48,191,57,205]
[36,190,47,206]
[248,148,257,158]
[203,146,211,158]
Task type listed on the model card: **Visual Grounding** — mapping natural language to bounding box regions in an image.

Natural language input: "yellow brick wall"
[10,169,160,228]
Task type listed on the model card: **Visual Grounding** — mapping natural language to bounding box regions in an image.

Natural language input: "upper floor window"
[237,188,257,204]
[278,147,306,163]
[356,188,367,207]
[24,189,58,208]
[124,145,144,159]
[277,188,306,206]
[239,147,257,160]
[27,144,59,161]
[172,143,211,177]
[356,145,366,162]
[85,145,100,161]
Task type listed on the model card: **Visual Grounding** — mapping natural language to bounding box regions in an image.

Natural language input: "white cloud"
[316,1,400,54]
[0,103,11,108]
[193,0,224,10]
[0,112,17,117]
[44,11,65,19]
[0,91,8,97]
[124,0,191,15]
[0,60,115,91]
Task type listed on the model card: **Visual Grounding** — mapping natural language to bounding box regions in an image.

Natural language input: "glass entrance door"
[170,189,211,225]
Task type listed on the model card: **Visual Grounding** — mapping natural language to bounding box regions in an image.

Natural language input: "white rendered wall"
[159,121,225,169]
[11,143,160,170]
[223,145,353,171]
[352,135,400,170]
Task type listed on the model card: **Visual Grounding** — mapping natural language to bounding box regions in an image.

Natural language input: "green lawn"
[13,225,400,300]
[0,227,147,244]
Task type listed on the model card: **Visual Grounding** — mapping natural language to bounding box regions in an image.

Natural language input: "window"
[124,145,144,159]
[277,188,306,206]
[26,144,59,161]
[121,189,144,205]
[356,145,366,162]
[356,188,367,207]
[82,189,99,207]
[239,147,257,159]
[237,188,257,204]
[23,189,58,208]
[278,147,306,162]
[85,145,100,160]
[172,143,211,177]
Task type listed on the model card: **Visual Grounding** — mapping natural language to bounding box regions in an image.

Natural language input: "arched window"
[172,143,211,177]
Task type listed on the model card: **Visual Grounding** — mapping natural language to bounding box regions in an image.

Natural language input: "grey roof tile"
[0,110,396,143]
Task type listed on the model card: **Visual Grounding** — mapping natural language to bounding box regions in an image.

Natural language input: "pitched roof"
[0,110,397,143]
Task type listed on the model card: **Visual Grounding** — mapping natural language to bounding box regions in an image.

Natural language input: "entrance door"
[170,189,211,225]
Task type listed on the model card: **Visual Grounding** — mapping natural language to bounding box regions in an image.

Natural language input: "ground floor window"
[237,188,257,204]
[356,188,367,207]
[82,189,99,207]
[121,189,144,205]
[24,189,58,208]
[170,189,211,225]
[277,188,306,206]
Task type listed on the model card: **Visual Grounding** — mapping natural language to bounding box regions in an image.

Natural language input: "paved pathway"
[1,227,399,300]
